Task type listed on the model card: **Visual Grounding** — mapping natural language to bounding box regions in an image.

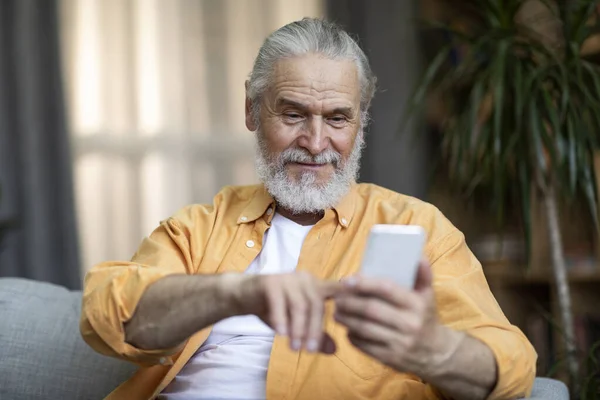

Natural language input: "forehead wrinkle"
[271,80,354,97]
[272,82,356,107]
[271,58,358,91]
[266,56,361,115]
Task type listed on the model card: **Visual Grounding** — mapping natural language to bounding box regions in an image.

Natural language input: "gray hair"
[247,18,377,128]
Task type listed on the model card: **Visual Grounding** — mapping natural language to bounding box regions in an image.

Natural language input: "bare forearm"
[124,274,240,350]
[422,328,497,400]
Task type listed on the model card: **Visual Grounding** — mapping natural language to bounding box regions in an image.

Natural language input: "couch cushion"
[529,377,570,400]
[0,278,137,400]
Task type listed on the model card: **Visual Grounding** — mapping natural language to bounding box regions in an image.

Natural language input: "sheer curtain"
[59,0,324,274]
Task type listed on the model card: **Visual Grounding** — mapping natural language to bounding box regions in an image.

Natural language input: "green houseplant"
[406,0,600,388]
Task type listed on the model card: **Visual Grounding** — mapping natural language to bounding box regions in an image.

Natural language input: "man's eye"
[285,113,302,119]
[329,116,347,123]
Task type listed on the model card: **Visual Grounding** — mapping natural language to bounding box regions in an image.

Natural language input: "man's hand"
[224,272,344,354]
[333,260,461,377]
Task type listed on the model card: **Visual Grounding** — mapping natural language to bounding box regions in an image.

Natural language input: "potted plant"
[406,0,600,389]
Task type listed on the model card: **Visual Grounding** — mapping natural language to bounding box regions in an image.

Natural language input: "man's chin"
[286,172,333,188]
[287,163,334,176]
[286,179,331,190]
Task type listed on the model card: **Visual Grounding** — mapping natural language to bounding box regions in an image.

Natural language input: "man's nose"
[298,117,330,155]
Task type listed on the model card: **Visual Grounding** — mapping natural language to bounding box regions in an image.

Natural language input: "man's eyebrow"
[275,98,309,109]
[330,106,354,116]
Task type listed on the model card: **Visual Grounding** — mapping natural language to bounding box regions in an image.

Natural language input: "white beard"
[255,131,364,214]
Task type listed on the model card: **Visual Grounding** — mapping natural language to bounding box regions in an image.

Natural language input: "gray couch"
[0,278,570,400]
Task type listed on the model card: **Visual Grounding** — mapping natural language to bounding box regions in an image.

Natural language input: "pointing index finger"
[340,275,419,307]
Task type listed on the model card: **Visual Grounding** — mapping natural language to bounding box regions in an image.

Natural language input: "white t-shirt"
[159,213,314,400]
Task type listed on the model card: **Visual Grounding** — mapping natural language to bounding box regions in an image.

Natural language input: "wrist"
[419,325,465,380]
[214,273,248,317]
[216,273,259,317]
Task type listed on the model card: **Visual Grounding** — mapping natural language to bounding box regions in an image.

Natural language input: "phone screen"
[359,225,426,288]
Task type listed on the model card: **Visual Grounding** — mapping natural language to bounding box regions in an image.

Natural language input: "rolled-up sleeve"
[427,229,537,400]
[80,204,215,367]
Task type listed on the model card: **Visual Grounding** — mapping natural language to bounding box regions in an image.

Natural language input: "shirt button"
[341,218,348,226]
[240,216,248,222]
[266,208,273,216]
[246,240,255,248]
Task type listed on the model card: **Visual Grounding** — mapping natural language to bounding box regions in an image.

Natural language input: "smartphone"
[359,224,427,289]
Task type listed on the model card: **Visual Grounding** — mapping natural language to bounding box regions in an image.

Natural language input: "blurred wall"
[328,0,431,199]
[59,0,326,273]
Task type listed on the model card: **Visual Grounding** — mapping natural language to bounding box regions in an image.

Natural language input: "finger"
[264,278,288,336]
[319,280,345,298]
[413,259,433,292]
[287,279,309,351]
[334,311,394,344]
[337,302,425,339]
[347,333,387,362]
[302,275,325,353]
[334,295,403,330]
[341,276,419,308]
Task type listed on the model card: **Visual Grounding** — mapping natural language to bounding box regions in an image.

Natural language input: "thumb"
[414,260,433,292]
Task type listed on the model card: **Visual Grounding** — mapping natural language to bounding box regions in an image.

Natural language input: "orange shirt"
[80,183,536,400]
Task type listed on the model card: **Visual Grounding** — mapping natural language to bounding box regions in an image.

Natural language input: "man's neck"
[276,207,324,226]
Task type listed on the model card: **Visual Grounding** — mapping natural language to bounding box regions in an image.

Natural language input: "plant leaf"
[581,155,600,232]
[567,114,578,195]
[519,162,532,265]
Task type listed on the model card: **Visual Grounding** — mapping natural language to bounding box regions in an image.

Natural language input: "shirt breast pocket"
[330,321,388,380]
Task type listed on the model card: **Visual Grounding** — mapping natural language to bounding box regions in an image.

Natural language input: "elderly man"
[81,18,536,400]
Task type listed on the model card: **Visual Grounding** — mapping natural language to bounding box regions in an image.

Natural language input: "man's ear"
[245,80,258,131]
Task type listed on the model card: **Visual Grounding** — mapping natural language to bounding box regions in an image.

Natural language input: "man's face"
[247,54,364,214]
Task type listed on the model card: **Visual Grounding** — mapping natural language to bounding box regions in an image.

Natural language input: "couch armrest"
[527,377,569,400]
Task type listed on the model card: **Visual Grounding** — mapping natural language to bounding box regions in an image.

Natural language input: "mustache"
[278,148,342,167]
